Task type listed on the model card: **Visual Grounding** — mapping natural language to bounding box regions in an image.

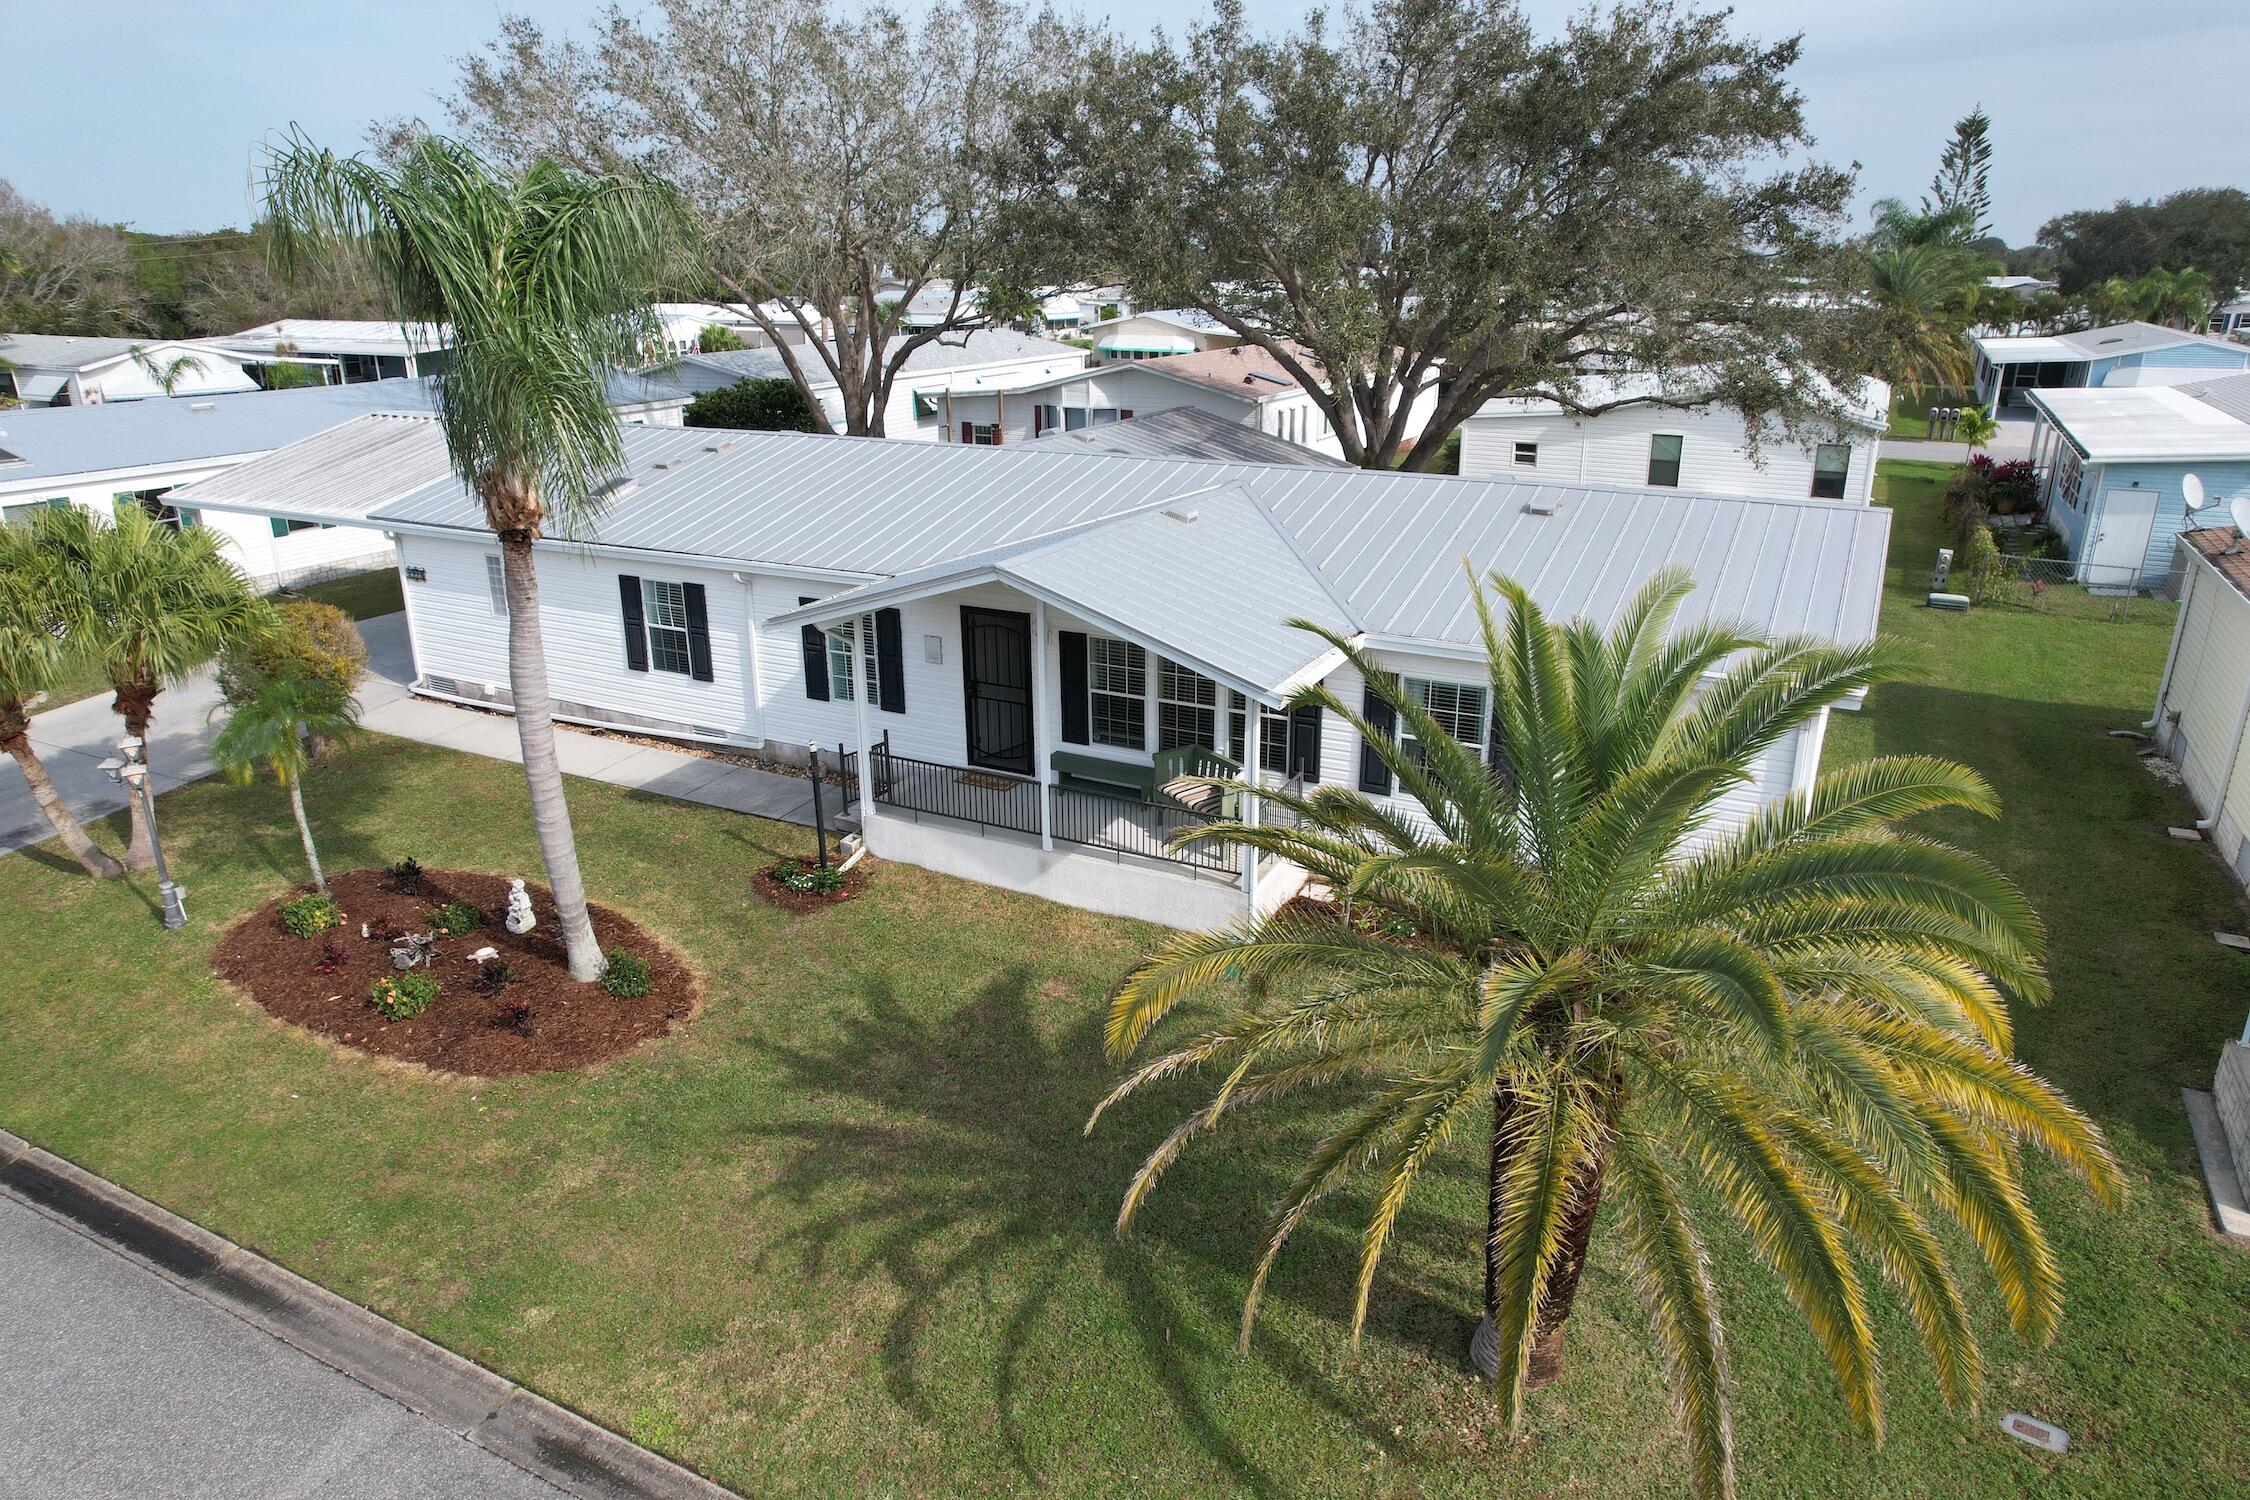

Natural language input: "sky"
[4,0,2245,247]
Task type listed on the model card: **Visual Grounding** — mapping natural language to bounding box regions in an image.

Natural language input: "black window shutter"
[618,574,648,672]
[683,582,714,682]
[1288,703,1323,781]
[1357,683,1394,794]
[1058,631,1089,745]
[874,607,905,713]
[798,595,829,701]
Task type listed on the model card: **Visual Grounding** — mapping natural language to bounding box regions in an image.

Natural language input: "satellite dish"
[2183,473,2207,514]
[2232,495,2250,544]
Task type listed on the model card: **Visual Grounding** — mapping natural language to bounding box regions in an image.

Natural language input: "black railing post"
[810,755,829,868]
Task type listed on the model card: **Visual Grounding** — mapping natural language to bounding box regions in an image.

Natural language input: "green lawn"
[1885,387,1977,441]
[2,467,2248,1496]
[38,566,404,712]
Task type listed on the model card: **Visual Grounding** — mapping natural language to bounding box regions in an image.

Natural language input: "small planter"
[750,856,869,912]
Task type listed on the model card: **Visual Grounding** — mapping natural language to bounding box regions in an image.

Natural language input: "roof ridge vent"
[701,439,736,453]
[189,401,216,412]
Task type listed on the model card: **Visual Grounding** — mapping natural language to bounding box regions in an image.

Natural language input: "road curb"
[0,1128,734,1500]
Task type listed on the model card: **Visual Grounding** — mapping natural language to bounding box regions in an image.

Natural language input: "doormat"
[955,771,1020,791]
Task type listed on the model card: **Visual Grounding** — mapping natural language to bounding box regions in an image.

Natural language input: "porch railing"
[868,739,1256,874]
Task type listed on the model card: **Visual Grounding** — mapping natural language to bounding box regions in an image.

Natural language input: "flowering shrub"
[771,858,848,896]
[371,971,440,1020]
[280,893,343,938]
[429,900,482,937]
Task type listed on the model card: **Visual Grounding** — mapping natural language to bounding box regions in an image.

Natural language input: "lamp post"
[99,735,186,930]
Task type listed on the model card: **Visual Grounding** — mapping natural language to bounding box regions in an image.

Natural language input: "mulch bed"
[211,868,697,1078]
[748,858,871,914]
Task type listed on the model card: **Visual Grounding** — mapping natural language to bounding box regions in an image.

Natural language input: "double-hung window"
[1514,441,1538,468]
[1647,434,1683,488]
[1810,443,1851,499]
[1157,659,1218,752]
[826,612,880,700]
[642,578,693,675]
[1089,638,1147,749]
[1228,690,1293,773]
[1400,678,1488,767]
[485,555,508,615]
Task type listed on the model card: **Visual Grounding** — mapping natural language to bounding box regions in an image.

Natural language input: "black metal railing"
[867,737,1244,875]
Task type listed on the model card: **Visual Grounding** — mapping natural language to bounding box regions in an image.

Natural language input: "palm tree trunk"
[498,532,604,981]
[1472,1082,1605,1388]
[1,723,124,879]
[286,772,326,895]
[113,684,159,871]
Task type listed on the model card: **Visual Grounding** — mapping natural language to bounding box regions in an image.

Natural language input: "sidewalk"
[0,1129,730,1499]
[0,613,836,857]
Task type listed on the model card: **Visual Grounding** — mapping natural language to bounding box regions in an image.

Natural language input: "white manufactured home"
[1459,372,1889,506]
[176,418,1889,929]
[0,334,265,406]
[2149,526,2250,887]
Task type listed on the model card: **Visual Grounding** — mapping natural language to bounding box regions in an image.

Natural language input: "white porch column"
[1241,747,1262,909]
[843,626,878,831]
[1031,600,1053,851]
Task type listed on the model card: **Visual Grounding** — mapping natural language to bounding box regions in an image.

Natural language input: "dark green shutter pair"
[617,573,714,682]
[798,597,904,712]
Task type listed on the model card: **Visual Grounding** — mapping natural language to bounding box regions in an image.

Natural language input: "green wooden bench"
[1049,747,1242,818]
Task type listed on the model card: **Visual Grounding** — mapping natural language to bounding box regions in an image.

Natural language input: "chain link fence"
[1934,540,2186,621]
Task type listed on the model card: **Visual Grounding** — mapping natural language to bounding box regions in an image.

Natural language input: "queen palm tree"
[129,345,209,397]
[0,522,124,877]
[261,131,686,981]
[36,503,262,870]
[1092,569,2121,1500]
[211,666,361,895]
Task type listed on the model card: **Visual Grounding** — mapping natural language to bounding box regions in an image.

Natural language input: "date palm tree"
[211,665,361,895]
[262,130,686,981]
[1862,240,1978,401]
[0,522,124,877]
[1092,568,2121,1500]
[36,503,262,870]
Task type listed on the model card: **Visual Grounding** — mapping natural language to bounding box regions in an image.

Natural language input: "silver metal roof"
[661,330,1084,396]
[171,418,1891,678]
[2182,371,2250,426]
[1021,406,1346,467]
[0,373,682,489]
[1974,320,2250,364]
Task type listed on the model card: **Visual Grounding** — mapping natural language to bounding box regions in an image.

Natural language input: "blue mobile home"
[1974,322,2250,413]
[2025,374,2250,587]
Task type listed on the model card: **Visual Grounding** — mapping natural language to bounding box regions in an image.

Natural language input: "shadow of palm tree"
[743,966,1460,1494]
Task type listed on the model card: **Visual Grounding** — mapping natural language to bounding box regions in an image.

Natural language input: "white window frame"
[1399,677,1488,767]
[826,612,881,701]
[1228,690,1293,774]
[1514,441,1538,468]
[1648,433,1684,488]
[1088,637,1147,750]
[643,577,693,676]
[1157,658,1219,752]
[485,555,508,616]
[1810,443,1851,499]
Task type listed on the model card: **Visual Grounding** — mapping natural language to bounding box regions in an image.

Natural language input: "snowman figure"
[504,879,537,935]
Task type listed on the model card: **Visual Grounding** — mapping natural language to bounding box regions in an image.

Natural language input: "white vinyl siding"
[1458,401,1882,506]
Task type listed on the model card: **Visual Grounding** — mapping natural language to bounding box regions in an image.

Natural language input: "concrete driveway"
[0,615,413,857]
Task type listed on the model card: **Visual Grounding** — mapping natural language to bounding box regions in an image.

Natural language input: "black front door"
[960,606,1034,775]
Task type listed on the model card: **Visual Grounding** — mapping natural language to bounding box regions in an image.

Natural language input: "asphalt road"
[0,1192,567,1500]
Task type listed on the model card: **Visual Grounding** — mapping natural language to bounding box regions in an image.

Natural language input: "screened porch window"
[1810,443,1851,499]
[1089,638,1147,748]
[1157,659,1219,751]
[1400,678,1487,766]
[643,578,693,675]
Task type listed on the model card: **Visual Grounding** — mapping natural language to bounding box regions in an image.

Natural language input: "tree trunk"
[112,683,159,871]
[287,773,326,895]
[1,722,124,879]
[497,532,605,981]
[1472,1082,1606,1389]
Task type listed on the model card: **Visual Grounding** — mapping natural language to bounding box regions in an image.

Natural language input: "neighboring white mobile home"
[1080,308,1239,361]
[0,334,265,406]
[1459,372,1888,505]
[217,318,454,384]
[2149,525,2250,887]
[177,418,1888,930]
[660,330,1087,438]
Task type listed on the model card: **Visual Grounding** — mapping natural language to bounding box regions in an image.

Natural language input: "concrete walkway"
[0,612,833,857]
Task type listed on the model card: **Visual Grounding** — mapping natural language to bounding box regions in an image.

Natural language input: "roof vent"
[189,401,216,412]
[1524,492,1557,516]
[1162,506,1200,525]
[701,440,736,454]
